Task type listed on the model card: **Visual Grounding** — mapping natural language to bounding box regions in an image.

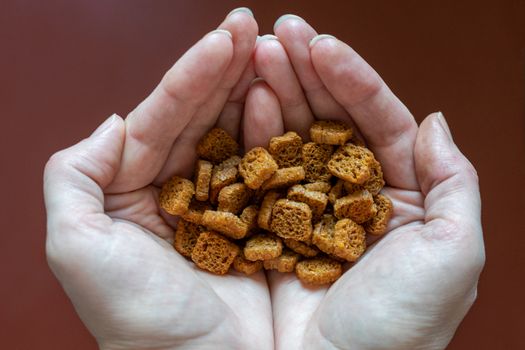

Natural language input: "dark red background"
[1,1,524,348]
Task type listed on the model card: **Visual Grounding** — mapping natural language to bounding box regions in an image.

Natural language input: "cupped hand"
[44,9,274,350]
[248,15,485,350]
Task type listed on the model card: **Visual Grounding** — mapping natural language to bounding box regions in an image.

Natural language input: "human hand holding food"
[254,15,485,349]
[44,9,275,350]
[44,8,485,350]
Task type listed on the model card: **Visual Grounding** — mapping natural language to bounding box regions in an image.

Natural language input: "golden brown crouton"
[239,205,259,233]
[201,210,248,239]
[233,250,263,275]
[334,189,377,224]
[268,131,303,168]
[209,156,241,203]
[261,166,305,191]
[191,231,240,275]
[239,147,279,189]
[287,185,328,219]
[302,142,333,182]
[362,158,385,195]
[333,218,366,262]
[263,249,300,272]
[159,176,195,216]
[194,160,213,201]
[244,234,283,261]
[295,257,342,285]
[327,144,374,184]
[258,191,281,230]
[284,238,319,258]
[196,128,239,164]
[309,120,353,145]
[364,194,393,235]
[312,214,337,254]
[174,220,206,258]
[271,199,313,241]
[217,183,252,214]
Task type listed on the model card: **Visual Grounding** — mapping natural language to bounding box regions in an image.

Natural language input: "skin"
[44,9,485,350]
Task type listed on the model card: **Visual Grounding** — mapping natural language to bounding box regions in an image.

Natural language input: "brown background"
[1,0,524,349]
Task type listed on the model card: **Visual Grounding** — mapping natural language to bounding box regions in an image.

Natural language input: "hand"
[250,15,485,350]
[44,9,275,350]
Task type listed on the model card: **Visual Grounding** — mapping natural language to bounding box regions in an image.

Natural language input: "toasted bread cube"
[263,249,300,272]
[364,194,393,235]
[302,142,333,182]
[181,200,212,225]
[334,189,377,224]
[209,156,241,203]
[309,120,353,145]
[159,176,195,216]
[258,191,281,230]
[284,238,319,258]
[240,205,259,233]
[303,181,331,193]
[328,179,346,205]
[362,158,385,195]
[196,128,239,163]
[312,214,337,254]
[217,183,252,214]
[233,250,263,275]
[287,185,328,219]
[244,234,283,261]
[271,199,312,241]
[191,231,240,275]
[268,131,303,168]
[194,160,213,201]
[333,218,366,262]
[295,257,342,285]
[174,220,206,258]
[239,147,278,189]
[327,144,374,184]
[261,166,305,191]
[201,210,248,239]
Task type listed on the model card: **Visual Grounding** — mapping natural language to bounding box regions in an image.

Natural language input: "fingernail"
[436,111,453,140]
[249,77,265,86]
[227,7,254,18]
[92,114,118,137]
[309,34,336,48]
[274,14,305,31]
[208,29,232,39]
[257,34,278,42]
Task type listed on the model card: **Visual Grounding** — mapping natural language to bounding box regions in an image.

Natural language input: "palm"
[76,214,271,349]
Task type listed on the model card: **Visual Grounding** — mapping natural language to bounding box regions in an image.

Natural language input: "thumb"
[44,114,125,263]
[415,112,485,272]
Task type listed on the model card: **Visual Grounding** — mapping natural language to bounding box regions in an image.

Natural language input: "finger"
[310,35,419,190]
[416,113,483,247]
[108,29,234,193]
[154,9,258,184]
[273,15,348,121]
[45,115,124,255]
[216,59,256,140]
[243,79,285,151]
[254,35,314,140]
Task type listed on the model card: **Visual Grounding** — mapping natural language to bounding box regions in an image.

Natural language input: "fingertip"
[273,14,305,32]
[309,34,337,49]
[415,112,477,195]
[243,80,284,150]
